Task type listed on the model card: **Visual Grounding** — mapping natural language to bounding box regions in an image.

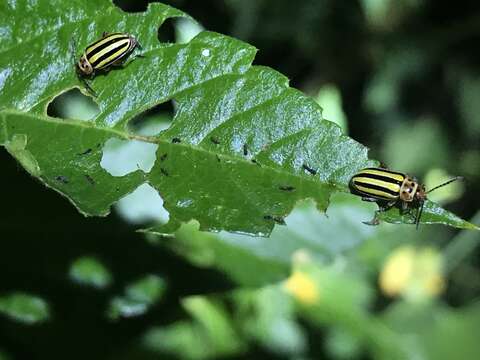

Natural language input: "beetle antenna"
[426,176,464,194]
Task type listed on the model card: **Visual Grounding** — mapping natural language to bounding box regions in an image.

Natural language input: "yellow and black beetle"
[74,32,142,94]
[349,167,462,228]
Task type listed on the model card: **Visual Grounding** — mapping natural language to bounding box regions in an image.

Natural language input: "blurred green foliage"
[1,0,480,359]
[69,256,113,289]
[0,293,49,325]
[108,274,166,320]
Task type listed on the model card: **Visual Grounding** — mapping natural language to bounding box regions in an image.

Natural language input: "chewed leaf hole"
[47,88,99,121]
[101,138,158,176]
[112,0,149,12]
[175,18,204,44]
[128,100,175,136]
[157,17,176,43]
[116,183,169,225]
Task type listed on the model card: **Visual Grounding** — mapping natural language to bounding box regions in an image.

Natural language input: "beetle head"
[77,55,93,76]
[399,176,419,202]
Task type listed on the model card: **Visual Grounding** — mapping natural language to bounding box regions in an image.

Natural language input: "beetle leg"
[81,77,97,97]
[113,52,145,68]
[361,197,378,202]
[363,200,396,226]
[399,201,411,215]
[362,211,381,226]
[379,200,397,211]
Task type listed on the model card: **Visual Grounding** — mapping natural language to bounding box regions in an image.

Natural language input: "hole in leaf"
[158,17,176,44]
[112,0,149,12]
[116,183,169,225]
[101,138,158,176]
[175,18,204,44]
[47,89,99,121]
[128,100,175,136]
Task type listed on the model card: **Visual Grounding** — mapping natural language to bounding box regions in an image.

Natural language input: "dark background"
[1,0,480,358]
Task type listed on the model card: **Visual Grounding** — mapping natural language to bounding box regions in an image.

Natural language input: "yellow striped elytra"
[349,167,462,228]
[77,32,140,75]
[75,32,142,94]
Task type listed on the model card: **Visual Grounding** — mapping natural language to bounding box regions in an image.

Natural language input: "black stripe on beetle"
[351,172,403,185]
[90,42,130,68]
[85,34,129,55]
[352,181,399,197]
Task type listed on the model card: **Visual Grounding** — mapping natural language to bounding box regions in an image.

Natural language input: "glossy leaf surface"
[0,0,475,234]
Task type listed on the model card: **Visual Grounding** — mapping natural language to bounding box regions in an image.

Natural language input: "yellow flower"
[284,270,319,305]
[379,246,415,297]
[379,245,444,301]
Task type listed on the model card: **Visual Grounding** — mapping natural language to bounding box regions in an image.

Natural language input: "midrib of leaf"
[0,109,332,189]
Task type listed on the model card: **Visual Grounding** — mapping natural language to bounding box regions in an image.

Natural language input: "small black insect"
[302,164,317,175]
[84,174,95,185]
[160,168,169,176]
[55,175,69,184]
[210,137,220,145]
[263,214,286,225]
[78,148,92,156]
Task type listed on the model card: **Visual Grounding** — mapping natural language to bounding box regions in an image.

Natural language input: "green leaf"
[107,274,165,320]
[383,301,480,360]
[148,193,378,286]
[234,286,307,356]
[0,292,50,324]
[378,200,479,230]
[69,256,112,289]
[143,296,244,359]
[0,350,11,360]
[0,0,473,234]
[443,211,480,273]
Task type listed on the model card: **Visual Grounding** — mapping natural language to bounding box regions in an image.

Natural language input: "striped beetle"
[350,167,462,228]
[75,32,142,94]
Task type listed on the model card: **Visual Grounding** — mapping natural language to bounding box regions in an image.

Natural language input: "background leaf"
[69,256,113,289]
[0,293,50,325]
